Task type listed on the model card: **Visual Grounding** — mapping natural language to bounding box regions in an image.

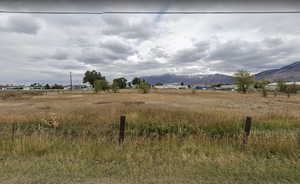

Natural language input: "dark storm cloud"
[50,50,69,60]
[1,1,300,83]
[170,41,210,64]
[101,38,135,54]
[129,61,166,71]
[263,37,284,48]
[207,39,299,72]
[0,15,41,35]
[77,38,136,64]
[102,15,156,40]
[48,62,87,70]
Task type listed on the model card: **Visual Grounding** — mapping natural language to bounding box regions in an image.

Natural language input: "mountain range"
[255,61,300,81]
[141,74,234,85]
[140,61,300,85]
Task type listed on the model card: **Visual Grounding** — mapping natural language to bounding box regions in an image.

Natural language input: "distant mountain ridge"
[255,61,300,81]
[141,74,234,85]
[141,61,300,85]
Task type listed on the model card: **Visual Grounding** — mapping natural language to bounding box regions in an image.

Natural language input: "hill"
[255,61,300,81]
[141,74,234,85]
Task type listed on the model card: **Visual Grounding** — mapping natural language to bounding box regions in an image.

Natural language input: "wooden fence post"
[119,115,126,144]
[11,123,16,142]
[242,116,252,150]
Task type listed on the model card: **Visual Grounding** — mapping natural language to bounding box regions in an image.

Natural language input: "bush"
[139,82,150,94]
[111,82,119,93]
[94,80,109,93]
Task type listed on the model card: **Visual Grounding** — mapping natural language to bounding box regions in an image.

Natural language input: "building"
[64,84,92,91]
[0,86,9,91]
[266,82,300,90]
[0,86,23,91]
[217,84,237,91]
[194,86,212,90]
[266,82,277,90]
[154,83,189,89]
[193,84,213,90]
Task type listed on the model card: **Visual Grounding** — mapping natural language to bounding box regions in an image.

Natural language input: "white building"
[266,82,300,90]
[154,83,189,89]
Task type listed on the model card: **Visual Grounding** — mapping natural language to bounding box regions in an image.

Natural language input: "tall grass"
[0,91,299,183]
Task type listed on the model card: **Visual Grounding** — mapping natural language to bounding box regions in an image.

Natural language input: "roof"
[267,82,300,86]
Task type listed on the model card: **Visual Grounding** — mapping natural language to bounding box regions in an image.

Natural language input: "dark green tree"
[155,82,163,86]
[113,77,127,89]
[44,84,50,90]
[83,70,105,88]
[132,77,141,86]
[52,84,64,89]
[254,81,269,89]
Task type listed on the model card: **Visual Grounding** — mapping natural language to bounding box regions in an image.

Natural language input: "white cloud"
[1,10,300,84]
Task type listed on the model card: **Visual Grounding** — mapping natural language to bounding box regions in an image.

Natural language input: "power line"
[0,10,103,14]
[1,10,300,14]
[103,11,300,14]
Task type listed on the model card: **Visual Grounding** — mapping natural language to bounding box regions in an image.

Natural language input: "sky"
[1,1,300,84]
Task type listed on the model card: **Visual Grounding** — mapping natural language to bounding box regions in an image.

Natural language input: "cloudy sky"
[1,1,300,84]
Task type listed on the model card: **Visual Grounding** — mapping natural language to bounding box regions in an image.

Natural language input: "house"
[193,84,213,90]
[0,86,23,91]
[266,82,300,90]
[0,86,9,91]
[216,84,237,91]
[154,83,189,89]
[64,84,92,91]
[194,86,211,90]
[266,82,277,90]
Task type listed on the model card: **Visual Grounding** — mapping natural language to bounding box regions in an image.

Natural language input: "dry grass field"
[0,89,299,184]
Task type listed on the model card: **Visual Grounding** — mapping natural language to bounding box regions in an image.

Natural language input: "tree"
[44,84,50,90]
[132,77,141,86]
[155,82,163,86]
[113,77,127,89]
[52,84,64,89]
[289,83,298,94]
[254,81,269,89]
[111,82,119,93]
[94,80,109,93]
[261,85,268,97]
[30,83,42,87]
[139,81,150,94]
[234,70,253,93]
[83,70,105,88]
[253,81,269,97]
[277,80,287,92]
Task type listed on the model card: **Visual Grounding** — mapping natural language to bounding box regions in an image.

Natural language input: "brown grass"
[0,89,299,183]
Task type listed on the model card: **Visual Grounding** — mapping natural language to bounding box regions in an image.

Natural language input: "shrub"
[139,81,150,94]
[111,82,119,93]
[94,80,109,93]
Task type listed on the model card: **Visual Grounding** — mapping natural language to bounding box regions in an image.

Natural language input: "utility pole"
[70,72,73,91]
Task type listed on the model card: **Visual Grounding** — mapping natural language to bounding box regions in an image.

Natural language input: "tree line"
[82,70,299,96]
[234,70,298,97]
[83,70,150,93]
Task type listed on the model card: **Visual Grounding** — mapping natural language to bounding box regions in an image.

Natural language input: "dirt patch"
[122,101,145,105]
[94,101,113,105]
